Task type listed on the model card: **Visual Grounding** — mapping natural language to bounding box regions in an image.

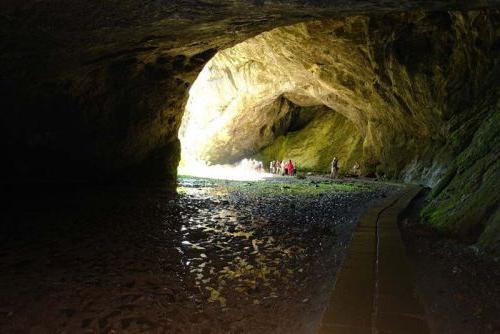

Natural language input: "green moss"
[178,175,373,198]
[422,106,500,253]
[226,178,371,196]
[429,166,456,198]
[254,110,364,174]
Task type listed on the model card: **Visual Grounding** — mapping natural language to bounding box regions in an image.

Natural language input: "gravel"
[0,176,396,333]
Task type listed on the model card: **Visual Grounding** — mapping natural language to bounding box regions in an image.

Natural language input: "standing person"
[281,160,286,176]
[270,161,275,174]
[330,157,339,178]
[352,162,360,177]
[287,160,294,176]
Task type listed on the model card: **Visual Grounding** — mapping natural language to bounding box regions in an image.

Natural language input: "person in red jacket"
[287,160,294,176]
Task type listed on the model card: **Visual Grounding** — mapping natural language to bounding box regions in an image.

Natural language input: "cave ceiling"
[1,0,500,183]
[2,0,500,74]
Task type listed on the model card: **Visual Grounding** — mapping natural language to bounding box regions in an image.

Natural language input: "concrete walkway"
[318,186,429,334]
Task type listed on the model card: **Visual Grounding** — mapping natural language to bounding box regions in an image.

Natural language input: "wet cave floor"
[0,176,397,333]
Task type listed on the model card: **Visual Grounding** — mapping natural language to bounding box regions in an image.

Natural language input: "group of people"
[241,158,264,172]
[265,156,360,178]
[330,156,361,178]
[269,159,296,176]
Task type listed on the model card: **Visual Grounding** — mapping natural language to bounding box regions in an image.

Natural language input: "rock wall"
[423,97,500,252]
[181,11,500,179]
[1,2,499,251]
[254,106,364,174]
[179,11,500,251]
[1,1,495,183]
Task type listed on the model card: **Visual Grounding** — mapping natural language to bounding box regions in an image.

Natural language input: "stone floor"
[0,177,395,333]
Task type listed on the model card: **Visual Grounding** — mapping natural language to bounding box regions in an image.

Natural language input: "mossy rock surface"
[423,105,500,254]
[254,108,363,174]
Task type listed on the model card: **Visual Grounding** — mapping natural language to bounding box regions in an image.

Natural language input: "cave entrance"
[177,50,274,181]
[178,22,365,180]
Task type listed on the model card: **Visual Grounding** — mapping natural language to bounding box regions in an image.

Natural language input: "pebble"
[0,176,394,333]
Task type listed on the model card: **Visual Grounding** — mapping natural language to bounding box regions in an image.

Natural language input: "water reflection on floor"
[0,177,392,333]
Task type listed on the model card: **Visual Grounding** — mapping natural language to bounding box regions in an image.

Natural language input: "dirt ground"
[1,176,394,333]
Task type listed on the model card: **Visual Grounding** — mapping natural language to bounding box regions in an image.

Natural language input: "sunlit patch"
[176,202,308,308]
[178,49,274,181]
[178,159,272,181]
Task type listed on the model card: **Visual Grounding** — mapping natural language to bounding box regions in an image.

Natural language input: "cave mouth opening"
[177,39,280,182]
[177,49,274,182]
[177,22,365,181]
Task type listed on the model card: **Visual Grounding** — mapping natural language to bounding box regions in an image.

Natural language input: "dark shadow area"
[399,191,500,333]
[0,177,393,333]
